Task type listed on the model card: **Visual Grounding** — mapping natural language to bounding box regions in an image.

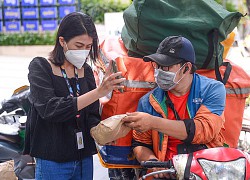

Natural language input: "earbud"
[183,66,189,74]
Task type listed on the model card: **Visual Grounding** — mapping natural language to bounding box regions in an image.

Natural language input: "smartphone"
[111,60,124,93]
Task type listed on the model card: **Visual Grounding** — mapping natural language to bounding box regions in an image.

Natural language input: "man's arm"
[123,112,188,140]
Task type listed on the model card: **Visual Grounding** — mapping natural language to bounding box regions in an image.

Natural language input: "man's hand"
[151,167,176,179]
[122,112,154,132]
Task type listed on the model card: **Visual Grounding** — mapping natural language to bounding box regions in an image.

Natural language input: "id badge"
[76,131,84,150]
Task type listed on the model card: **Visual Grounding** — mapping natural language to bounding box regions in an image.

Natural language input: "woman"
[23,12,125,180]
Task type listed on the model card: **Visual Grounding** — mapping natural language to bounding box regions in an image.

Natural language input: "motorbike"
[140,147,250,180]
[0,85,35,180]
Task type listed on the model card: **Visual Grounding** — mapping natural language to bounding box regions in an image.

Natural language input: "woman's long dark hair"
[49,12,99,66]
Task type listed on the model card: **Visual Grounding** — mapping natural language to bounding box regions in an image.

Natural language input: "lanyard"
[60,66,81,128]
[60,65,81,97]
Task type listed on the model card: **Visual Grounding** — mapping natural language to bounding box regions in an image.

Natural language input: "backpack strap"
[165,92,181,120]
[202,29,232,84]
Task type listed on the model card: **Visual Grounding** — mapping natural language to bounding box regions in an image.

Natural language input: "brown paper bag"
[0,160,17,180]
[91,114,131,145]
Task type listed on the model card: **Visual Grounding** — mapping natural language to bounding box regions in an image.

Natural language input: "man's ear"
[183,62,192,74]
[58,36,64,47]
[183,66,189,74]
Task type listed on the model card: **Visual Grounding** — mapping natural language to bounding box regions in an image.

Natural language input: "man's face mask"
[154,64,186,91]
[64,42,90,69]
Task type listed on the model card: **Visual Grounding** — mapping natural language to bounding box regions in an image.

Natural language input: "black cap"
[143,36,196,67]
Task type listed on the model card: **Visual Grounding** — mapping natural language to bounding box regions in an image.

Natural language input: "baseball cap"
[143,36,196,67]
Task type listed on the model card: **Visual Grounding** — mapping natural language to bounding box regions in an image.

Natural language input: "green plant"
[81,0,131,23]
[214,0,238,12]
[0,32,56,45]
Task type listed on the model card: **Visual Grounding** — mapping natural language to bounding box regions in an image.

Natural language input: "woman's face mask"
[154,64,186,91]
[64,42,90,69]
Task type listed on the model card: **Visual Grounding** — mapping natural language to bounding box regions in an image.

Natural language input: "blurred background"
[0,0,250,179]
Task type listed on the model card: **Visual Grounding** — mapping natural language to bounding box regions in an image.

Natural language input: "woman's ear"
[58,36,64,47]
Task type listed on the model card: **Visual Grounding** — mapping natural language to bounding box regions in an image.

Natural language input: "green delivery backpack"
[121,0,244,84]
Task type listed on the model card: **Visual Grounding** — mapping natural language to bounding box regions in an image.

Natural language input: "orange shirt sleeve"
[192,104,225,146]
[133,129,152,145]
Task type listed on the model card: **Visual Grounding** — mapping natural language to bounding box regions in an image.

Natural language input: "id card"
[76,131,84,149]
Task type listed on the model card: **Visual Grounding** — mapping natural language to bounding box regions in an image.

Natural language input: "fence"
[0,0,79,32]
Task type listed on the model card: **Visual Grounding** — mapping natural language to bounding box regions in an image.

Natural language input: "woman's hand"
[97,62,126,97]
[77,62,125,110]
[97,72,125,97]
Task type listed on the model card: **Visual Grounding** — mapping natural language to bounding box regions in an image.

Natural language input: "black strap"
[213,30,232,85]
[201,29,216,69]
[216,61,232,85]
[165,92,181,120]
[184,152,193,180]
[202,28,231,85]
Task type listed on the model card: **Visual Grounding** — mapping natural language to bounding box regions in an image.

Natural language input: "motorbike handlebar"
[141,160,175,180]
[1,101,19,114]
[0,88,30,115]
[141,160,173,169]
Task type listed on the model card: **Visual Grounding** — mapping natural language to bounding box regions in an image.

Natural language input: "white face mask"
[154,64,186,91]
[64,43,90,69]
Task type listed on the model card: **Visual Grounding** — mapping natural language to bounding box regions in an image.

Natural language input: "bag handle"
[202,29,232,84]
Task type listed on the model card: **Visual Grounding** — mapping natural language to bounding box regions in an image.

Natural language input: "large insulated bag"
[121,0,243,84]
[97,37,156,168]
[197,61,250,147]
